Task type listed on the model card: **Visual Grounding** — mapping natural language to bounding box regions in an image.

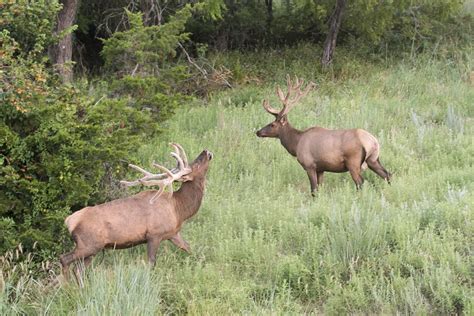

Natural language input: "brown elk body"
[60,144,213,283]
[256,76,391,195]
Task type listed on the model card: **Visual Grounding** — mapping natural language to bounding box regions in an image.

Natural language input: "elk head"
[120,143,212,203]
[186,148,213,182]
[256,75,316,138]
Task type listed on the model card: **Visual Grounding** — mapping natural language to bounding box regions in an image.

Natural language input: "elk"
[256,76,391,195]
[60,143,213,284]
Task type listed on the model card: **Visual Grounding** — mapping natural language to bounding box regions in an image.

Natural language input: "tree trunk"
[140,0,161,26]
[265,0,273,29]
[321,0,347,68]
[49,0,80,83]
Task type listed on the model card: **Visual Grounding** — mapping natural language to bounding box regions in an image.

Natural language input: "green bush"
[100,7,199,120]
[0,0,62,53]
[101,7,193,75]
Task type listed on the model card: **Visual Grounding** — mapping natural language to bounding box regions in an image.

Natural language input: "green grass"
[1,47,473,315]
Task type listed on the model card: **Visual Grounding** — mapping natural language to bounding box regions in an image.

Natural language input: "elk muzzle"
[194,149,213,163]
[256,124,270,137]
[256,123,278,138]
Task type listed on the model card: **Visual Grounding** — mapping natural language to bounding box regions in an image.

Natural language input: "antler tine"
[286,74,292,88]
[167,143,185,174]
[119,179,143,187]
[119,163,168,187]
[295,75,304,89]
[288,74,300,90]
[284,75,292,103]
[170,152,185,170]
[276,86,286,104]
[170,143,189,168]
[149,185,166,204]
[262,99,280,116]
[152,162,174,178]
[128,164,154,177]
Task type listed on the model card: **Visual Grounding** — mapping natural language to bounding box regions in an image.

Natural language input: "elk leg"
[306,168,318,196]
[170,233,191,253]
[73,256,93,288]
[367,159,391,183]
[317,171,324,186]
[146,238,162,265]
[60,247,97,282]
[60,251,75,280]
[348,164,364,189]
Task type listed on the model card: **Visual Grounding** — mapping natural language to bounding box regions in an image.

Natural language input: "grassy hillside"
[2,48,473,314]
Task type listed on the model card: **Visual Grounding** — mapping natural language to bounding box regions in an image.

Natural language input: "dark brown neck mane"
[173,176,206,222]
[278,122,303,157]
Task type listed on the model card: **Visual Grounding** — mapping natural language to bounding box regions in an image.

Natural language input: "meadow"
[1,46,473,314]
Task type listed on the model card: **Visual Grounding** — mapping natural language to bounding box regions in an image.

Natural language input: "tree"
[321,0,347,67]
[49,0,80,83]
[265,0,273,30]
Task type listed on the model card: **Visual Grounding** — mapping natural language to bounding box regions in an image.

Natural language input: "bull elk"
[256,76,391,195]
[60,143,213,284]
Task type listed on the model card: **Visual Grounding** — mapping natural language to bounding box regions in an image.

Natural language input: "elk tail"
[65,209,85,233]
[360,131,380,168]
[361,147,368,171]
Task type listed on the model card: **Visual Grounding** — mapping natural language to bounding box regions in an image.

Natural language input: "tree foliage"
[187,0,468,51]
[100,5,201,122]
[101,5,193,75]
[0,0,62,54]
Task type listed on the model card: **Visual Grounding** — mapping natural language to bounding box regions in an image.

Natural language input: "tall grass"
[2,47,473,314]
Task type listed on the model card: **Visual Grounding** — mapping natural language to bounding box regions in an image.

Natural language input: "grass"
[1,46,473,314]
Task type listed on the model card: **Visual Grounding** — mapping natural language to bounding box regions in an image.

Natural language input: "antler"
[262,75,316,118]
[120,143,192,204]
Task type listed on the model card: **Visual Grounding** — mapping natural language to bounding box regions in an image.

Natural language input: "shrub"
[0,0,62,53]
[100,6,200,121]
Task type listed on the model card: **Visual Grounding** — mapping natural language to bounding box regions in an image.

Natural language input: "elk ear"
[279,115,288,125]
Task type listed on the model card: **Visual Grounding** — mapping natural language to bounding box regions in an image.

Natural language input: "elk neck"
[278,122,303,157]
[172,175,206,222]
